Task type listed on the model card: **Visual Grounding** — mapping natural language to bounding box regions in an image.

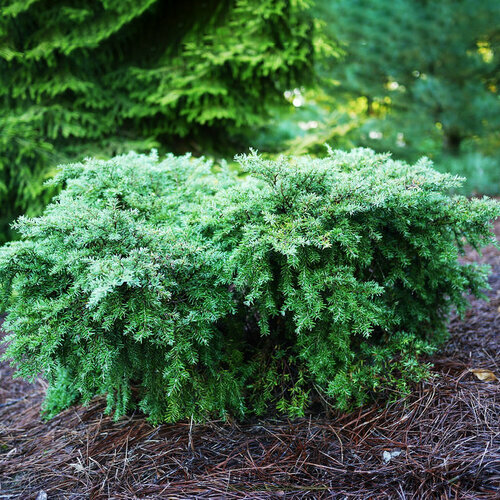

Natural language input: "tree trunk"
[444,131,462,156]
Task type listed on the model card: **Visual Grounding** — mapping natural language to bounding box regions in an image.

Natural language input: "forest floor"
[0,221,499,500]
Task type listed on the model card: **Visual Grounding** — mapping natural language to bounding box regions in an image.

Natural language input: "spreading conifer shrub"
[0,148,498,423]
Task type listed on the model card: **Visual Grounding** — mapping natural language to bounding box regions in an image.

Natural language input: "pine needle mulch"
[1,221,499,499]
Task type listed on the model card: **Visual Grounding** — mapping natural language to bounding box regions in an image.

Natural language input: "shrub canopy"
[0,148,498,423]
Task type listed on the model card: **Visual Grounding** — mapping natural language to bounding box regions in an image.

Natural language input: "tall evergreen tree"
[0,0,317,241]
[313,0,500,163]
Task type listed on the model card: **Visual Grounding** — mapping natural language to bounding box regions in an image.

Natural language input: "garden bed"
[0,220,498,500]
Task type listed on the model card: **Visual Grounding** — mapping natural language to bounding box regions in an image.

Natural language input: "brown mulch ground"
[0,223,499,500]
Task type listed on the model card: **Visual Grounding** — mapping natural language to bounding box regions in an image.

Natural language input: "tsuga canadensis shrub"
[0,148,498,423]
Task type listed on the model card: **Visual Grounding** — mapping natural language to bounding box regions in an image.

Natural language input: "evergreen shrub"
[0,148,498,423]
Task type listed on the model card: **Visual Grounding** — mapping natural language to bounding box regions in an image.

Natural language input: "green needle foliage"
[0,148,498,423]
[267,0,500,196]
[317,0,500,157]
[0,0,317,242]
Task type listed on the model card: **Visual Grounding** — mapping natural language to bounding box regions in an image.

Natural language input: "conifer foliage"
[315,0,500,162]
[0,148,498,423]
[0,0,316,241]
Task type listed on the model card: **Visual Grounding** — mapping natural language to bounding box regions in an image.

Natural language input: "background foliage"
[1,150,498,423]
[0,0,318,241]
[254,0,500,195]
[2,0,499,243]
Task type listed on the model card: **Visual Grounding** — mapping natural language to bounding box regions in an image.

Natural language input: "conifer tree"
[0,0,317,241]
[317,0,500,158]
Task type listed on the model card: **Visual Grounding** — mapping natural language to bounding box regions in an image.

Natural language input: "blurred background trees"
[322,0,500,157]
[1,0,499,242]
[260,0,500,195]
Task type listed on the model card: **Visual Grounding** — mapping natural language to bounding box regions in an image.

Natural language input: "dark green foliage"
[319,0,500,155]
[0,148,498,423]
[0,0,316,241]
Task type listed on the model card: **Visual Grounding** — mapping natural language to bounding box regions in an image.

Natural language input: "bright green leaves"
[0,0,318,241]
